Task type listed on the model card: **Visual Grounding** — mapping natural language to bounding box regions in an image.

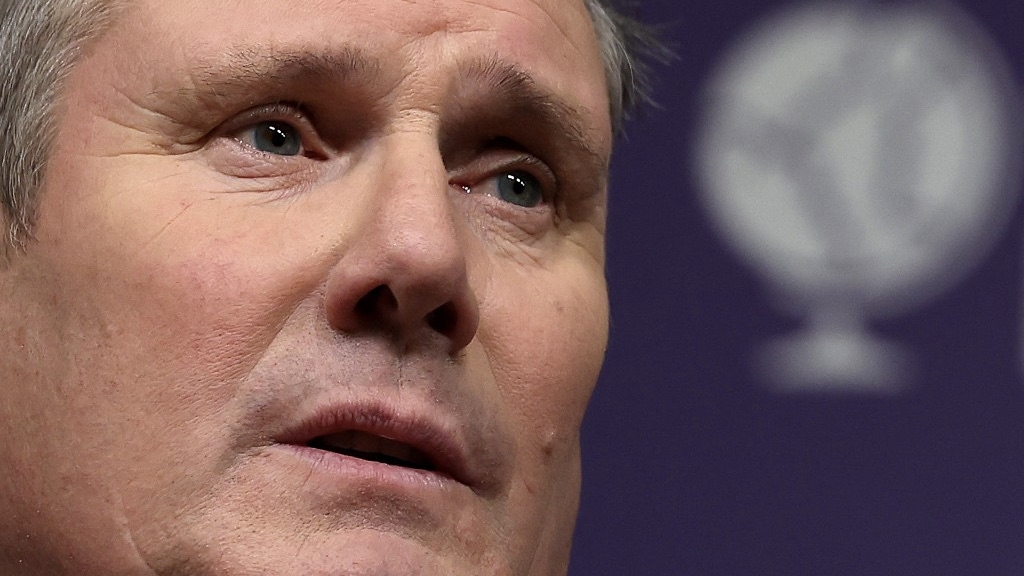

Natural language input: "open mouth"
[308,431,435,471]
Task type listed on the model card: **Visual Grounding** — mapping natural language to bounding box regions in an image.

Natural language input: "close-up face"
[0,0,612,575]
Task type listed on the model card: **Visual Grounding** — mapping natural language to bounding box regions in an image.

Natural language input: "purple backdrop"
[571,1,1024,575]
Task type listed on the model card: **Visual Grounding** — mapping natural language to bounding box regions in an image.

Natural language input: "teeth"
[314,431,432,469]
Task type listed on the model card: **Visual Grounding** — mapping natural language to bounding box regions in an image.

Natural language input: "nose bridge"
[370,128,462,276]
[323,125,479,355]
[374,128,456,254]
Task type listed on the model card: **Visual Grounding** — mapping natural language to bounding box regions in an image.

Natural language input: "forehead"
[95,0,611,144]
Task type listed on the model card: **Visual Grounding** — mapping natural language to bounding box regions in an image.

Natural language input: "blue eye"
[250,121,302,156]
[496,170,544,207]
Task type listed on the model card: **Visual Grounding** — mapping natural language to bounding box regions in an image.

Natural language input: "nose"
[323,136,479,356]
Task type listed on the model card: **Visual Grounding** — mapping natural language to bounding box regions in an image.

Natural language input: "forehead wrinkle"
[453,0,589,44]
[180,45,383,105]
[458,56,607,168]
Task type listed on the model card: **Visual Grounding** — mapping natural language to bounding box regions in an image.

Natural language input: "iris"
[251,122,302,156]
[497,171,543,207]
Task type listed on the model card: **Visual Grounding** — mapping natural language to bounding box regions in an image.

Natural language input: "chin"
[153,530,515,576]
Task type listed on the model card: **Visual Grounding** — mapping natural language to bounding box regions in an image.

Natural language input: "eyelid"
[453,151,558,205]
[220,102,326,158]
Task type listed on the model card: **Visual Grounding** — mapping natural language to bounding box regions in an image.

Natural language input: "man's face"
[0,0,611,574]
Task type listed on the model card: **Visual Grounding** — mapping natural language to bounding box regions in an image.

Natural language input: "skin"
[0,0,611,575]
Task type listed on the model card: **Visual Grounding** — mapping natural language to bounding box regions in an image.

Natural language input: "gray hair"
[0,0,119,255]
[0,0,660,254]
[585,0,664,132]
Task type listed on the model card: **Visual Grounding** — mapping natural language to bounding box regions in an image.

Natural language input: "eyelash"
[225,103,324,159]
[216,104,559,212]
[454,155,556,207]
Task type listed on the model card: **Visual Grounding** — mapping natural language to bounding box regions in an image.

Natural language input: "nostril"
[355,285,398,319]
[354,286,461,342]
[426,302,458,337]
[334,276,477,354]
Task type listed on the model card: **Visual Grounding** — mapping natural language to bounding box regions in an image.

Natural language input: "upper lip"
[275,399,487,492]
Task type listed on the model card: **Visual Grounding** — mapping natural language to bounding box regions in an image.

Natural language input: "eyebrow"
[175,47,607,172]
[458,57,608,171]
[182,46,382,109]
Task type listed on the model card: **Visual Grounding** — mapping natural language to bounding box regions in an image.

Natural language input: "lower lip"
[272,443,463,494]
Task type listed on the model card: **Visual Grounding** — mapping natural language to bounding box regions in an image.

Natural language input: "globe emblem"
[695,2,1022,392]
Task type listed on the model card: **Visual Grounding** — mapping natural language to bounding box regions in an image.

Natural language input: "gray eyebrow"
[172,47,607,175]
[183,46,382,107]
[459,57,608,171]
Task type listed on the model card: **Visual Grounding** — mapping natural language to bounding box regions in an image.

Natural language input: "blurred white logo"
[695,2,1022,393]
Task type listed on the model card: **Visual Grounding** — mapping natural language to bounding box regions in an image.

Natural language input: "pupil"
[253,121,301,156]
[268,125,287,147]
[498,171,542,207]
[509,175,526,195]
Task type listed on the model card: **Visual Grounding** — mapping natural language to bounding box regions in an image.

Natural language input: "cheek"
[472,261,606,570]
[480,262,609,448]
[35,156,338,393]
[43,225,290,399]
[23,160,342,498]
[18,224,328,543]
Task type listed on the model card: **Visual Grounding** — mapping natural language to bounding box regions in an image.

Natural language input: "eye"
[493,170,544,207]
[244,121,303,156]
[451,150,556,213]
